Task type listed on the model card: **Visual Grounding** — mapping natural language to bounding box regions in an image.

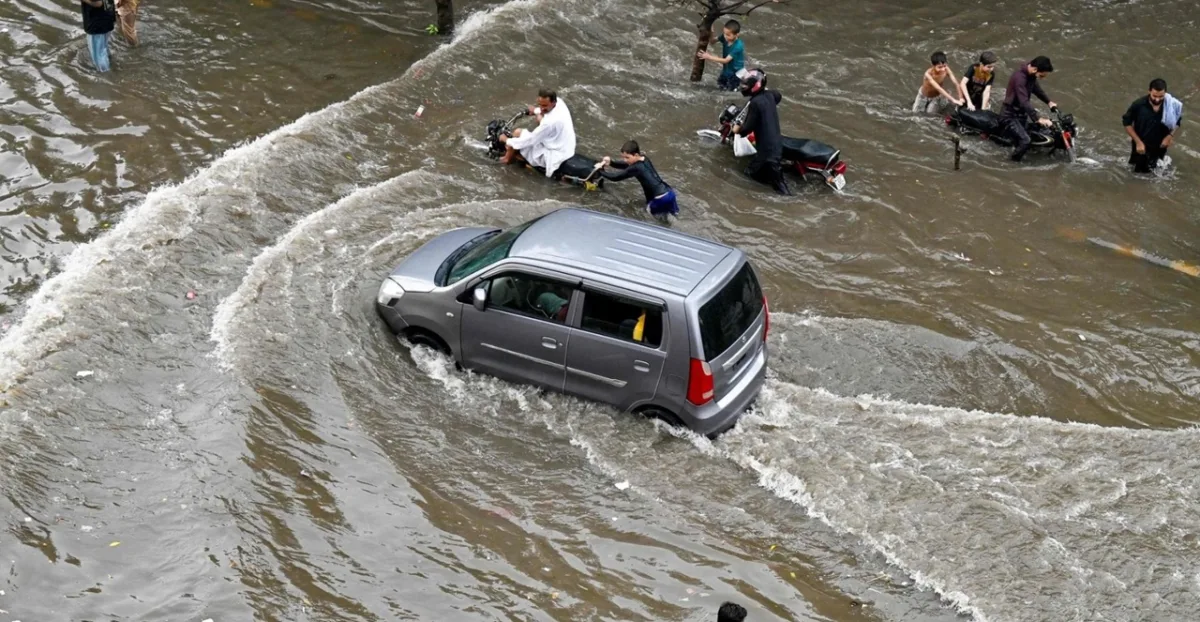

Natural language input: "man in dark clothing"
[1123,78,1180,173]
[597,140,679,222]
[731,69,790,195]
[717,601,747,622]
[999,56,1058,162]
[80,0,116,72]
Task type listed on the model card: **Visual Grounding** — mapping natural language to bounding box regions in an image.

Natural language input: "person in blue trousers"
[80,0,116,72]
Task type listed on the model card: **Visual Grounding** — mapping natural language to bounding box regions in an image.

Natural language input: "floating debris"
[75,370,94,379]
[614,481,630,490]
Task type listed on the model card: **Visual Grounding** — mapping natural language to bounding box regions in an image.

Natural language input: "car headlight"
[376,278,405,306]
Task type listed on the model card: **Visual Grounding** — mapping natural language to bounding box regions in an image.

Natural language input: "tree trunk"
[689,14,719,82]
[436,0,454,35]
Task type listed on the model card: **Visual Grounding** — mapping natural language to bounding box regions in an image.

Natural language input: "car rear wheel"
[638,406,684,430]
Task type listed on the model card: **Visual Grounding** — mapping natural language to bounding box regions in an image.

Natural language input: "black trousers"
[745,158,791,195]
[1129,140,1168,173]
[1001,117,1032,162]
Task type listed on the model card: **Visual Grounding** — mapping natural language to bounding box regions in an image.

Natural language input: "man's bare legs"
[499,128,526,165]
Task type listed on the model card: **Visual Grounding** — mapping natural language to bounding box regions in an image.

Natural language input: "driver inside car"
[535,290,570,321]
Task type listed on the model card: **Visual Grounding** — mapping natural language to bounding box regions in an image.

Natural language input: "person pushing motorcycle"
[731,69,790,195]
[999,56,1059,162]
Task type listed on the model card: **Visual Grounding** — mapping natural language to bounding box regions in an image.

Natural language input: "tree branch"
[719,0,788,16]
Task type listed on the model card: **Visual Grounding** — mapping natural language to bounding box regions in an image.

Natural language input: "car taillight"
[687,358,714,406]
[762,296,770,342]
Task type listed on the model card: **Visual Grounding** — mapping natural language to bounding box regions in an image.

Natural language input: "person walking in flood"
[731,69,790,195]
[1123,78,1183,173]
[595,140,679,222]
[912,51,964,114]
[80,0,116,72]
[999,56,1058,162]
[698,19,746,91]
[115,0,141,46]
[959,51,999,111]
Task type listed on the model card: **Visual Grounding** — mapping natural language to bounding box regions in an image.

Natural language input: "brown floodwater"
[2,0,1199,621]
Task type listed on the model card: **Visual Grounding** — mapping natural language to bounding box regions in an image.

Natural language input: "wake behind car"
[375,207,769,439]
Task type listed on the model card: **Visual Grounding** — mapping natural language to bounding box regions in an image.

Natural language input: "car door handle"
[542,337,558,349]
[633,360,651,373]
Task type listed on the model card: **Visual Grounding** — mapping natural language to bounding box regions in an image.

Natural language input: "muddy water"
[2,0,1200,620]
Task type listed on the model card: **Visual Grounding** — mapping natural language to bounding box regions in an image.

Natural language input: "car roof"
[507,207,735,296]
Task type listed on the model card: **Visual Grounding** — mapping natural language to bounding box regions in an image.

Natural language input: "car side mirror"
[472,285,487,312]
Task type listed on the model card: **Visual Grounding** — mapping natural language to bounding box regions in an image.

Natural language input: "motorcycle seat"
[552,154,600,180]
[782,137,838,164]
[528,154,604,186]
[957,109,1003,134]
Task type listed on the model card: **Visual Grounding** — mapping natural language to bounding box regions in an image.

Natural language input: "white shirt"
[507,99,577,177]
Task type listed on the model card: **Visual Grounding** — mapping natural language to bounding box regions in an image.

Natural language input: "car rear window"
[697,262,764,361]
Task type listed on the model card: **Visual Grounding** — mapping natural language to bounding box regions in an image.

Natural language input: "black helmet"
[739,69,766,97]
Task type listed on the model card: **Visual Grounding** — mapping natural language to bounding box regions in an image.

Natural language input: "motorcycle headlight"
[376,278,405,306]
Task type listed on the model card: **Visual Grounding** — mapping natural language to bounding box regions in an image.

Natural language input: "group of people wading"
[79,0,142,73]
[916,50,1183,172]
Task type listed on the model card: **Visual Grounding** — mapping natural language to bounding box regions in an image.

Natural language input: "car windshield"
[445,219,538,285]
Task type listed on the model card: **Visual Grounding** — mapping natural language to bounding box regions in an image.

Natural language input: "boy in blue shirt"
[698,20,745,91]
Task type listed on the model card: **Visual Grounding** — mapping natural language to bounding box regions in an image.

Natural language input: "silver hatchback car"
[375,207,769,438]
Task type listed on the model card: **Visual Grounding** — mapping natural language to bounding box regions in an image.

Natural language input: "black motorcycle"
[945,106,1079,162]
[698,103,849,191]
[485,110,605,190]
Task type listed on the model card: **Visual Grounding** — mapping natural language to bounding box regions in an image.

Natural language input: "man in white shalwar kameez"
[499,89,576,177]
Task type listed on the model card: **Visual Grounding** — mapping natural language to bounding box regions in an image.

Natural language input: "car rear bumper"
[683,344,767,439]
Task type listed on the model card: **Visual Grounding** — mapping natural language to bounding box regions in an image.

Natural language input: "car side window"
[580,291,663,348]
[487,273,574,324]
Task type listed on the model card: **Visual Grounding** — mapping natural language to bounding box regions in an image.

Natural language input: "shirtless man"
[913,51,964,114]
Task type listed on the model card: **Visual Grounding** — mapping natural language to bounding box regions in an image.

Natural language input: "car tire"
[639,406,684,430]
[406,329,451,356]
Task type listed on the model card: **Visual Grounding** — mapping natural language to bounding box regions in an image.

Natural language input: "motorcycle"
[697,102,848,191]
[485,110,605,191]
[945,106,1079,162]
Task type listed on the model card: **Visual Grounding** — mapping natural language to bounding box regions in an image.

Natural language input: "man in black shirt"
[731,69,790,195]
[597,140,678,222]
[80,0,115,72]
[999,56,1058,162]
[1123,78,1180,173]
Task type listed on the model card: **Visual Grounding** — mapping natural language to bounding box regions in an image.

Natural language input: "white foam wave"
[398,308,1200,622]
[209,170,438,370]
[0,0,559,394]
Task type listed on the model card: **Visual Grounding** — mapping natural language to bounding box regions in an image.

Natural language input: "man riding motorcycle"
[999,56,1059,162]
[731,69,790,195]
[498,88,577,178]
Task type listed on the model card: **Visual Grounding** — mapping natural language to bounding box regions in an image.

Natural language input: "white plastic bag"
[732,133,757,157]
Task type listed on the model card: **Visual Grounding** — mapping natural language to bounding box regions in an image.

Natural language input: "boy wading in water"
[960,51,999,111]
[81,0,116,72]
[698,19,745,91]
[596,140,679,223]
[913,51,964,114]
